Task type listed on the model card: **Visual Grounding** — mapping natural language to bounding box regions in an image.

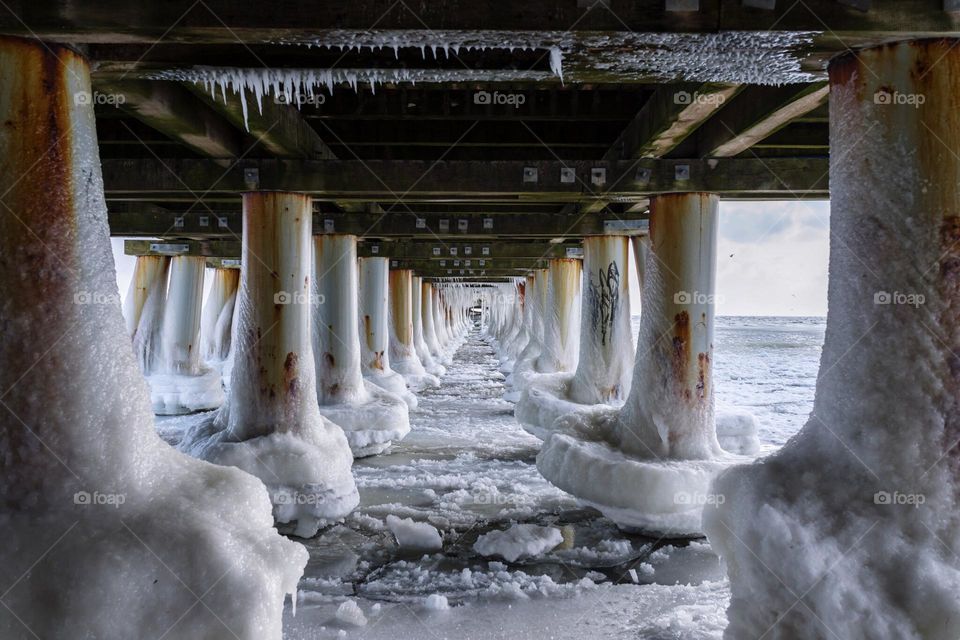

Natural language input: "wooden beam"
[603,83,741,161]
[696,83,830,158]
[109,210,648,239]
[184,82,336,160]
[96,79,241,158]
[99,157,830,199]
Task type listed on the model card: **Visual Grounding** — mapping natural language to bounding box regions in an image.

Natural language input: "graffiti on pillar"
[589,261,620,346]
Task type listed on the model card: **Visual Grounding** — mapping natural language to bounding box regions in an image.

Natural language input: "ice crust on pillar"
[413,276,446,377]
[200,267,240,368]
[147,256,225,415]
[0,38,306,639]
[516,237,633,438]
[537,195,744,538]
[502,271,548,403]
[358,257,419,409]
[389,269,441,391]
[181,193,359,538]
[313,235,410,457]
[705,42,960,640]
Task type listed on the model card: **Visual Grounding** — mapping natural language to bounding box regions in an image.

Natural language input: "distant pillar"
[535,258,582,373]
[422,281,444,363]
[569,236,633,405]
[619,193,719,459]
[413,276,443,376]
[390,268,438,389]
[314,234,366,405]
[359,257,416,407]
[125,255,170,373]
[159,256,206,374]
[200,267,239,364]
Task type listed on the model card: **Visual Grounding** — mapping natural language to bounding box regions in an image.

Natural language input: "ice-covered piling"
[421,280,446,366]
[148,255,225,414]
[413,276,445,376]
[535,258,582,374]
[180,192,359,538]
[503,270,549,401]
[0,36,306,639]
[537,194,742,538]
[124,254,169,373]
[313,235,410,456]
[515,237,633,437]
[705,40,960,639]
[359,256,418,408]
[200,266,239,364]
[389,269,440,391]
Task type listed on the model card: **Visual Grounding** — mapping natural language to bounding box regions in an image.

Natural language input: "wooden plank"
[603,83,741,160]
[99,157,830,199]
[697,83,829,158]
[184,83,336,159]
[97,79,241,158]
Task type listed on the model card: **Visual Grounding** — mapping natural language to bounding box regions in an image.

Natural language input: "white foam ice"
[473,524,564,563]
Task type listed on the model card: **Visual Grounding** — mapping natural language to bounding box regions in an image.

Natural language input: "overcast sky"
[112,199,830,318]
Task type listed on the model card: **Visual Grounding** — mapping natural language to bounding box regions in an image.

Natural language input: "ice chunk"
[336,600,368,626]
[386,515,443,550]
[424,594,450,611]
[473,524,564,562]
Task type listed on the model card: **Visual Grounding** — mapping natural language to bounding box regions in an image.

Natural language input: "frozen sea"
[273,316,825,639]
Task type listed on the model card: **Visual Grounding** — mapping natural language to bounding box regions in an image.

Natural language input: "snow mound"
[715,408,761,455]
[424,594,450,611]
[147,368,225,415]
[386,515,443,550]
[336,600,368,626]
[473,524,564,562]
[538,433,742,537]
[318,379,411,457]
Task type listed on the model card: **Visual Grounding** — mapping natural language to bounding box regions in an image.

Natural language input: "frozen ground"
[278,336,729,639]
[156,322,823,638]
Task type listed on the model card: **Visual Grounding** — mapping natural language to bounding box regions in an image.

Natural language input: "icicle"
[239,88,250,132]
[549,46,564,82]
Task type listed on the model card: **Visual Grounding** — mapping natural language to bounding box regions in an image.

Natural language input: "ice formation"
[124,254,169,373]
[500,271,549,402]
[335,600,368,627]
[180,193,359,538]
[358,257,419,409]
[705,41,960,639]
[386,515,443,551]
[313,236,410,457]
[413,276,446,377]
[0,37,305,639]
[473,524,564,563]
[389,269,441,391]
[533,259,581,375]
[537,195,743,538]
[200,266,239,366]
[516,237,633,438]
[145,256,225,414]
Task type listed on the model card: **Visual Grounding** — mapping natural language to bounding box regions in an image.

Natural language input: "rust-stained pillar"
[359,256,417,407]
[185,192,359,535]
[569,236,634,405]
[413,276,444,376]
[0,37,307,636]
[200,266,240,364]
[620,193,719,459]
[389,268,439,390]
[314,234,366,405]
[125,255,170,373]
[706,41,960,638]
[159,256,206,374]
[535,258,582,373]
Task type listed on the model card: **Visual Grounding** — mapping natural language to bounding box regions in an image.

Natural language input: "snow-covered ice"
[473,524,564,562]
[386,514,443,551]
